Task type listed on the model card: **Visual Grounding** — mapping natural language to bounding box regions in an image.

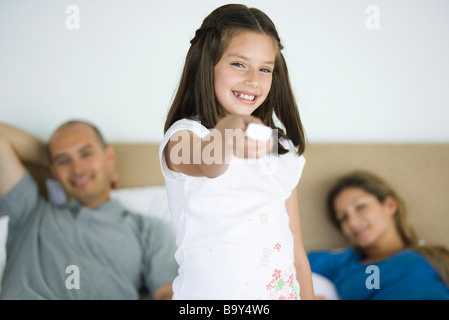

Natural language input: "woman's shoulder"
[389,248,444,272]
[366,248,445,283]
[307,248,359,265]
[390,248,433,264]
[307,248,360,280]
[375,248,449,299]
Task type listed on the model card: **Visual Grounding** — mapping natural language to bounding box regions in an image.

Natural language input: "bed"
[2,142,448,299]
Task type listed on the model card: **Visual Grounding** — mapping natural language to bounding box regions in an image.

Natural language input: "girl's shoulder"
[277,137,306,167]
[278,136,305,159]
[165,118,210,139]
[159,118,211,181]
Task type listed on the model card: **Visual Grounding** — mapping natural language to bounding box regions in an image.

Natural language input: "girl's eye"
[231,62,244,68]
[260,68,272,73]
[355,203,366,211]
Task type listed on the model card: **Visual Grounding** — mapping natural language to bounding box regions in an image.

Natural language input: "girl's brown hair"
[327,170,449,287]
[164,3,306,155]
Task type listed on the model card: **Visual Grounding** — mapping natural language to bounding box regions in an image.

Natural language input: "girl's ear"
[384,195,398,217]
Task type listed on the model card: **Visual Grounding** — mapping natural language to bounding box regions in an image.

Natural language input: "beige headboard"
[28,143,449,251]
[297,143,449,251]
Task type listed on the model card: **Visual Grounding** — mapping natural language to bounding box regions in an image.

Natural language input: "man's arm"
[0,122,49,197]
[152,283,173,300]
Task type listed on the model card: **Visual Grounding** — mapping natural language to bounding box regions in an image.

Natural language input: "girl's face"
[214,31,276,116]
[333,187,398,249]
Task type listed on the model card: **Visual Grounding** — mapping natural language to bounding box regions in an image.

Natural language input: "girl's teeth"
[234,92,255,101]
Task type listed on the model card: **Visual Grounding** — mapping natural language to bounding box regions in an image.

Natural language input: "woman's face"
[214,31,276,116]
[333,187,398,249]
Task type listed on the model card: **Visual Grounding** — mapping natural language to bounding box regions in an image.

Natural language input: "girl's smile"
[232,90,258,104]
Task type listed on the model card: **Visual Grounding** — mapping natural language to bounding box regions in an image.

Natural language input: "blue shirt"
[308,248,449,300]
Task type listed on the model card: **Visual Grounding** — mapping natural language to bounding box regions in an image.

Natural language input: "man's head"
[47,120,116,208]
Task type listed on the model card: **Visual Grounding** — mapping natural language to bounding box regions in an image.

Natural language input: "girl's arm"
[164,115,272,178]
[165,129,225,178]
[286,187,315,300]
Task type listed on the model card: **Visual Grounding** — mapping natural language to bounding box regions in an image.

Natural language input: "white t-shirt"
[159,118,306,299]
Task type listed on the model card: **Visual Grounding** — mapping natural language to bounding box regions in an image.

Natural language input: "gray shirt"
[0,172,178,299]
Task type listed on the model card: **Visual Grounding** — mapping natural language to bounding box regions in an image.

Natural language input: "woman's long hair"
[164,3,306,155]
[326,170,449,287]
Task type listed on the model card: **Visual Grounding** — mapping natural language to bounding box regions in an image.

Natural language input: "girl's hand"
[214,115,274,159]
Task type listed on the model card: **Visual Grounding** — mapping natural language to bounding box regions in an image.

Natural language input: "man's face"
[48,123,115,208]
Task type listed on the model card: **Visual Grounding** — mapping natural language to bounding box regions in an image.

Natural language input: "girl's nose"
[244,69,259,87]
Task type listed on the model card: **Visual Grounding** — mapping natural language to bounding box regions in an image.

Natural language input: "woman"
[308,170,449,299]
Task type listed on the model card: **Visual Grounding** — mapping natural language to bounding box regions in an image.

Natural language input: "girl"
[308,170,449,299]
[159,4,314,299]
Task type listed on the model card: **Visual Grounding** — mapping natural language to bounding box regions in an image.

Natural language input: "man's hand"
[152,283,173,300]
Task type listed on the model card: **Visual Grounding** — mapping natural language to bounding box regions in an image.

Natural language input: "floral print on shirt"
[259,242,299,299]
[266,267,299,300]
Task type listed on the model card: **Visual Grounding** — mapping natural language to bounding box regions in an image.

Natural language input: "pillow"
[45,179,172,223]
[110,186,171,223]
[46,178,67,206]
[312,272,341,300]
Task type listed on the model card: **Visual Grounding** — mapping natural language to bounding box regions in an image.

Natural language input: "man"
[0,120,178,299]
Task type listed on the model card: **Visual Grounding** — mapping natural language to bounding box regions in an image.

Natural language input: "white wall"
[1,0,448,143]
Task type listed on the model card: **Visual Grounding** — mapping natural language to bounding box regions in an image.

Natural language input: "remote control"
[245,123,272,141]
